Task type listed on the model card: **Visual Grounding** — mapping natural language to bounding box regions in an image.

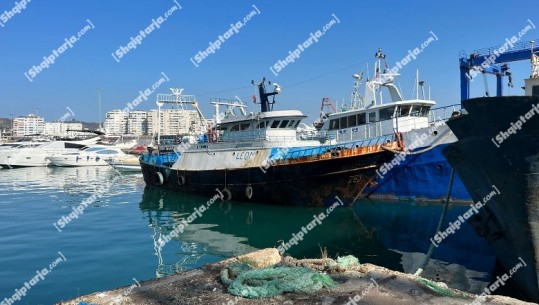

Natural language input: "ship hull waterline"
[140,146,398,206]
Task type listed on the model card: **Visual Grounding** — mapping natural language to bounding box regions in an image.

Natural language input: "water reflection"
[0,166,144,196]
[139,186,496,294]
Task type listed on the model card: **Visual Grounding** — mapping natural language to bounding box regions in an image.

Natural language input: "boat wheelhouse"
[319,49,437,142]
[214,110,315,144]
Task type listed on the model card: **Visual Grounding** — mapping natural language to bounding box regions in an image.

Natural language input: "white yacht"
[47,146,137,167]
[0,137,99,169]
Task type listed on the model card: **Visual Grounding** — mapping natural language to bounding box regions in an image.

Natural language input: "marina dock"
[58,249,534,305]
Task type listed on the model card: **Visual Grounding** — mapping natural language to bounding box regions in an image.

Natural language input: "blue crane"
[459,39,539,101]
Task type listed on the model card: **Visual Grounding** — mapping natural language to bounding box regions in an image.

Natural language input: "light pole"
[97,89,103,131]
[9,113,13,138]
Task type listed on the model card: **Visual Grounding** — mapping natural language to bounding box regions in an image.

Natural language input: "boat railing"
[319,120,389,142]
[280,135,393,160]
[209,97,242,104]
[141,152,179,166]
[394,118,430,133]
[219,129,265,142]
[428,104,462,123]
[218,129,309,143]
[470,39,539,59]
[156,93,197,103]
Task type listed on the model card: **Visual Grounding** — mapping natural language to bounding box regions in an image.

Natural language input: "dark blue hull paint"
[363,144,472,202]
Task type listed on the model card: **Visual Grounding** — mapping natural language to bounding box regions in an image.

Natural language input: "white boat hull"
[47,155,109,167]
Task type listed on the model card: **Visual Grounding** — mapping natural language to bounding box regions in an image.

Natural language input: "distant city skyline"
[0,0,536,124]
[1,107,206,137]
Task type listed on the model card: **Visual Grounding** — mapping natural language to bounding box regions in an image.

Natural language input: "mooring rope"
[414,168,455,276]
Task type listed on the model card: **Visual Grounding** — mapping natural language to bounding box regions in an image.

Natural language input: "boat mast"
[253,78,281,113]
[351,73,364,109]
[374,49,386,105]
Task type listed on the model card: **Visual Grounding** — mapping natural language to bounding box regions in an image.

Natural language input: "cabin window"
[410,105,421,117]
[279,120,290,128]
[357,113,366,125]
[98,150,118,155]
[347,115,357,127]
[397,105,411,117]
[379,106,396,121]
[256,121,266,128]
[230,125,240,131]
[368,112,376,123]
[329,119,339,130]
[410,105,430,117]
[240,123,250,130]
[339,117,348,129]
[271,120,281,128]
[421,106,431,117]
[294,121,301,128]
[287,120,296,128]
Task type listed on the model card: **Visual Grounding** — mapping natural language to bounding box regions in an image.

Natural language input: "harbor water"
[0,167,497,304]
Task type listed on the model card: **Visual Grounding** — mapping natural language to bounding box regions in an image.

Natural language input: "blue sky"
[0,0,536,123]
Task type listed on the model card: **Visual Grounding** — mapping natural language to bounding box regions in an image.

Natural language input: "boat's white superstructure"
[174,108,322,171]
[317,49,443,143]
[150,86,323,172]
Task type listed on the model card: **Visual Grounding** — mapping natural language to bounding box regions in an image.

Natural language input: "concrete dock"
[57,248,536,305]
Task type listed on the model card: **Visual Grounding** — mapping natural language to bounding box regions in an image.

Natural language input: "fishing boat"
[442,43,539,301]
[140,78,402,206]
[316,50,471,202]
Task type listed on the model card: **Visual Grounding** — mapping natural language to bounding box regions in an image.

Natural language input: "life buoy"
[221,188,232,201]
[177,174,185,186]
[156,172,164,185]
[245,185,253,199]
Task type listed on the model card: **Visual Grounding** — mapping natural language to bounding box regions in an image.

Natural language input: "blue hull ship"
[314,49,472,203]
[363,143,471,202]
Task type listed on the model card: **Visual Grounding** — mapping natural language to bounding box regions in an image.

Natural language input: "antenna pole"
[97,89,103,130]
[416,70,419,99]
